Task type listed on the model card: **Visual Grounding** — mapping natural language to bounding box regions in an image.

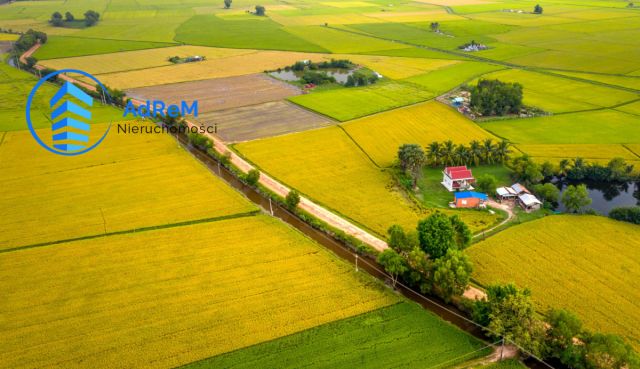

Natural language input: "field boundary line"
[0,210,260,254]
[335,125,382,168]
[622,144,640,160]
[0,131,6,147]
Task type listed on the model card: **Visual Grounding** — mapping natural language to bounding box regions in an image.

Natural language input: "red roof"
[445,166,474,180]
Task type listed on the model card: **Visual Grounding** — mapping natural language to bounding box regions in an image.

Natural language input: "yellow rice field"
[0,215,396,368]
[0,33,19,41]
[342,101,495,167]
[40,46,253,75]
[0,123,255,250]
[363,10,465,23]
[467,215,640,349]
[270,13,383,26]
[86,51,331,89]
[515,144,640,161]
[236,126,499,236]
[344,55,459,79]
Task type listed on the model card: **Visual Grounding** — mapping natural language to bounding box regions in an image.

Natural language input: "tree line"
[50,10,100,27]
[469,79,524,116]
[377,214,638,369]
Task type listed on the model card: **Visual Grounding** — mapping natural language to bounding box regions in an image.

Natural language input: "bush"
[255,5,265,15]
[532,183,560,203]
[609,206,640,224]
[187,132,211,149]
[475,174,497,195]
[245,169,260,187]
[285,190,300,210]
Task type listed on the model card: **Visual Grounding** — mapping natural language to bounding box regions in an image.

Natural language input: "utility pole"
[500,337,505,361]
[355,254,359,272]
[269,198,274,216]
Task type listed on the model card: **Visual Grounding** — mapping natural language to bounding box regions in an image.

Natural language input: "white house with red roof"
[442,166,475,192]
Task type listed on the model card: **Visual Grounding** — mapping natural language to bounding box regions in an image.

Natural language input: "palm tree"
[454,144,470,166]
[558,159,570,176]
[469,140,482,166]
[440,140,456,167]
[426,141,441,167]
[481,138,495,165]
[494,140,512,163]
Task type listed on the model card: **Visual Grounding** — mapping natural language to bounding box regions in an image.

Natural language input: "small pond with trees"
[547,179,639,215]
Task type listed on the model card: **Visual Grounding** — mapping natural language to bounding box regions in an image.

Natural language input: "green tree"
[533,4,543,13]
[583,333,639,369]
[377,249,408,288]
[562,184,592,213]
[224,0,232,8]
[476,174,497,195]
[482,138,495,164]
[440,140,456,167]
[533,183,560,203]
[469,140,483,166]
[417,212,454,259]
[387,224,417,254]
[470,79,523,116]
[245,169,260,186]
[545,309,584,365]
[84,10,100,26]
[482,283,546,357]
[454,144,470,166]
[450,215,472,250]
[494,140,512,163]
[64,11,74,22]
[50,12,64,27]
[432,249,472,302]
[285,189,300,210]
[397,144,425,189]
[540,161,555,178]
[426,141,441,167]
[607,157,630,181]
[255,5,266,15]
[24,56,37,69]
[510,155,543,185]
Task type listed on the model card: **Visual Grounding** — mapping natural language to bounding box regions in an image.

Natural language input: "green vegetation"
[289,82,433,121]
[34,36,173,60]
[182,303,491,369]
[470,79,523,116]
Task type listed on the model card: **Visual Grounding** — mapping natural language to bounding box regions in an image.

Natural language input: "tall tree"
[65,11,74,22]
[84,10,100,26]
[469,140,482,166]
[377,249,408,288]
[397,144,425,189]
[224,0,232,8]
[476,174,498,195]
[533,4,543,13]
[440,140,456,167]
[454,144,470,166]
[50,12,64,27]
[562,184,592,213]
[417,212,455,259]
[494,140,512,163]
[426,141,441,167]
[255,5,266,15]
[545,309,584,365]
[482,138,495,164]
[432,248,472,302]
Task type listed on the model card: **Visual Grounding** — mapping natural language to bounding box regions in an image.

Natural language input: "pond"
[268,68,355,84]
[550,179,639,215]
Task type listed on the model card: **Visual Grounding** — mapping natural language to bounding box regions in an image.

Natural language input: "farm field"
[92,50,330,89]
[198,101,334,142]
[184,302,491,369]
[0,215,396,368]
[470,69,639,113]
[0,123,256,250]
[481,110,640,145]
[552,71,640,92]
[343,54,460,79]
[341,101,496,167]
[289,81,434,121]
[403,62,505,95]
[126,74,301,114]
[39,46,254,75]
[235,125,501,236]
[467,215,640,349]
[34,36,175,60]
[514,144,640,162]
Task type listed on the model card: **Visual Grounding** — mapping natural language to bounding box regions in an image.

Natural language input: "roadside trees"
[377,249,408,288]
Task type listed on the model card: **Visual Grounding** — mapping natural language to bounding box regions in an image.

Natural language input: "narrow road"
[472,200,514,238]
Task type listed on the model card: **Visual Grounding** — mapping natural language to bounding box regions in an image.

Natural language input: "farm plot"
[284,25,406,53]
[470,69,638,113]
[235,126,500,236]
[342,101,495,167]
[40,46,253,75]
[481,110,640,145]
[403,62,504,95]
[515,144,640,162]
[617,101,640,116]
[33,36,174,60]
[126,74,301,114]
[0,123,255,250]
[184,302,490,369]
[0,215,396,368]
[552,71,640,91]
[95,50,330,89]
[343,54,460,80]
[175,14,327,52]
[198,101,334,142]
[289,82,434,121]
[467,215,640,348]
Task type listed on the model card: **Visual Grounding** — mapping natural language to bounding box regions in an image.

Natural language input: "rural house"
[442,166,475,191]
[496,186,518,201]
[451,191,488,209]
[518,193,543,212]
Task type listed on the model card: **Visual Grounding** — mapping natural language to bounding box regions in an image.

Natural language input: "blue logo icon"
[26,69,111,156]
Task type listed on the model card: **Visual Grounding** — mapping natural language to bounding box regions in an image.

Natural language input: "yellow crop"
[343,55,459,79]
[516,144,640,161]
[342,101,495,167]
[467,215,640,349]
[0,215,396,368]
[235,125,499,236]
[0,122,255,250]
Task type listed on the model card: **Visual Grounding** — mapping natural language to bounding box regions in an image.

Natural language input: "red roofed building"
[442,166,475,192]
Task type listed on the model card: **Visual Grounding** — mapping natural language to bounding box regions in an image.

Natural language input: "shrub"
[285,190,300,210]
[609,206,640,224]
[245,169,260,187]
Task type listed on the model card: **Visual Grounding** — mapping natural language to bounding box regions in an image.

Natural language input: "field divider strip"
[0,210,261,254]
[621,144,640,160]
[335,125,383,168]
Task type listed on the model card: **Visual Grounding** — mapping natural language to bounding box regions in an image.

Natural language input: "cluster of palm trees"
[425,139,512,167]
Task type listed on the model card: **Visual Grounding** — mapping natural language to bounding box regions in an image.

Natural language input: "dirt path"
[473,200,514,239]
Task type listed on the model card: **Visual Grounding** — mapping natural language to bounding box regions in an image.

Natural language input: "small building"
[518,193,542,212]
[451,97,464,107]
[496,186,518,201]
[511,183,530,195]
[452,191,488,208]
[442,166,475,192]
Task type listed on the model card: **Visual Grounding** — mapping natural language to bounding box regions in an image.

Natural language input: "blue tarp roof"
[455,191,488,201]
